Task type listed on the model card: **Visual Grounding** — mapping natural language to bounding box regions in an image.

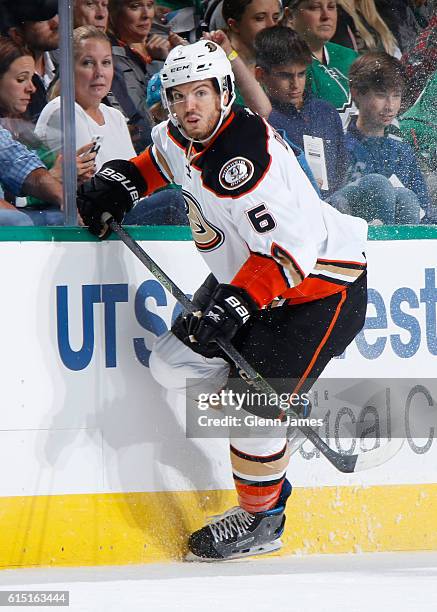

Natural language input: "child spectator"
[255,25,347,197]
[329,51,432,224]
[74,0,109,30]
[146,72,168,123]
[35,26,136,170]
[284,0,359,129]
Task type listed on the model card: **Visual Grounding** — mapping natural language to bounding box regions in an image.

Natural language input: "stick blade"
[353,437,405,472]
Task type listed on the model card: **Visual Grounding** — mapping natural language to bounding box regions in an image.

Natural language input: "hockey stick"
[106,216,404,473]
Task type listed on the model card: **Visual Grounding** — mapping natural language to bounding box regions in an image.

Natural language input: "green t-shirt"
[306,42,359,129]
[25,145,57,207]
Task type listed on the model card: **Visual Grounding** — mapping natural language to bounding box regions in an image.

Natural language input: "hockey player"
[77,40,368,561]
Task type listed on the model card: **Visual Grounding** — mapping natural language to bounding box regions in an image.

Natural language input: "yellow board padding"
[0,483,436,569]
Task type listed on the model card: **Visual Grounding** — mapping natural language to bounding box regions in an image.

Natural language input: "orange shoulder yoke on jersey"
[131,147,170,195]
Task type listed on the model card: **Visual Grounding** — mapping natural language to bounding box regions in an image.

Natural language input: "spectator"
[222,0,283,70]
[204,28,272,116]
[0,34,95,224]
[146,71,168,123]
[329,52,431,224]
[0,124,63,224]
[35,26,136,170]
[108,0,166,96]
[255,25,347,197]
[74,0,109,30]
[134,69,188,226]
[284,0,359,129]
[373,1,426,54]
[332,1,401,57]
[401,11,437,109]
[6,1,59,123]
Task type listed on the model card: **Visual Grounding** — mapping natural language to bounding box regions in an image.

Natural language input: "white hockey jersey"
[132,106,367,307]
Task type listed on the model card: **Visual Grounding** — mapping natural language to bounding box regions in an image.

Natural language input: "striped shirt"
[0,126,44,195]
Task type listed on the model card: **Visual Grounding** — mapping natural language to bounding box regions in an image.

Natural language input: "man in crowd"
[0,125,63,223]
[74,0,109,30]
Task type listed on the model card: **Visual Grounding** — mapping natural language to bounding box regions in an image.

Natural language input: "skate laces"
[207,507,255,543]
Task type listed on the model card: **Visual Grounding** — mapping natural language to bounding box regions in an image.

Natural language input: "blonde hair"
[73,25,111,57]
[49,26,112,99]
[337,0,398,56]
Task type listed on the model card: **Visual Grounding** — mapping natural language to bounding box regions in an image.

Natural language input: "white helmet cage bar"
[160,40,236,143]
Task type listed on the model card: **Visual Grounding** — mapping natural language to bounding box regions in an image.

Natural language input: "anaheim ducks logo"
[219,157,254,191]
[182,191,224,252]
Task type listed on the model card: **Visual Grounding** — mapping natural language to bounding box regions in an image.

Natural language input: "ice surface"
[0,551,436,612]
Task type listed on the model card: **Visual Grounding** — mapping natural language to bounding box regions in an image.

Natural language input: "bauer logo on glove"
[192,283,257,347]
[99,167,141,205]
[77,159,147,239]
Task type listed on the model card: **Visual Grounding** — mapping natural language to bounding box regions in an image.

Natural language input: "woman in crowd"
[37,25,185,225]
[222,0,283,69]
[36,26,136,170]
[0,35,96,225]
[207,0,281,114]
[107,0,167,117]
[332,0,401,57]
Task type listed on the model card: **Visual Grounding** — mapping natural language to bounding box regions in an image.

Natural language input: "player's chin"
[184,125,209,140]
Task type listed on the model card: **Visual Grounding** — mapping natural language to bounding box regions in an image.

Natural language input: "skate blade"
[185,539,283,563]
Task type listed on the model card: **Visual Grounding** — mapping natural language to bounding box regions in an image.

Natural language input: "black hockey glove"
[191,283,257,349]
[77,159,147,238]
[172,274,222,358]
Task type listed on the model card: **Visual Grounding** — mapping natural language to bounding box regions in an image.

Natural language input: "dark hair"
[349,51,406,94]
[254,25,312,70]
[284,0,306,11]
[222,0,255,23]
[0,34,31,79]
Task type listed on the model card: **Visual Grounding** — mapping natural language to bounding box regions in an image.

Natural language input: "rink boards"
[0,226,436,569]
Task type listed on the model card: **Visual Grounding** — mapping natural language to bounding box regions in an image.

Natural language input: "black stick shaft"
[109,219,357,472]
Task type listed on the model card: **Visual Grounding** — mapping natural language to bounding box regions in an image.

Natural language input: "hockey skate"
[186,479,292,562]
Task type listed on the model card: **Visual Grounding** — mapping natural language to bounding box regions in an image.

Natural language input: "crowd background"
[0,0,435,227]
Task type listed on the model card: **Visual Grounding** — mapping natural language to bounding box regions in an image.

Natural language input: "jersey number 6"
[246,203,276,234]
